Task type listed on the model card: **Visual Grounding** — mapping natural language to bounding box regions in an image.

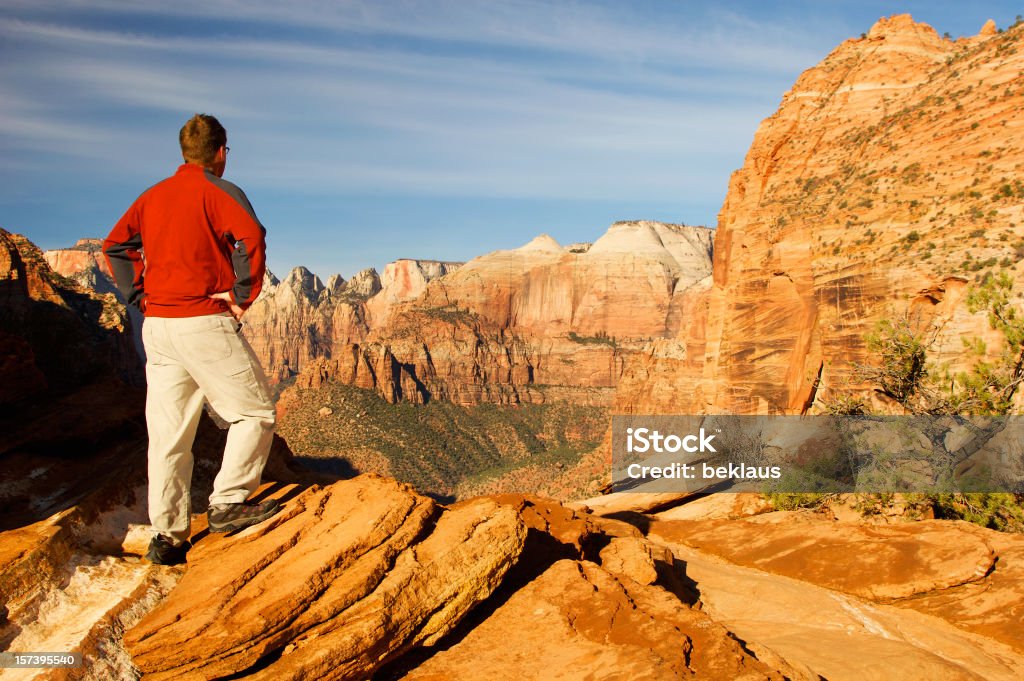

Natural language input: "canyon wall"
[619,15,1024,415]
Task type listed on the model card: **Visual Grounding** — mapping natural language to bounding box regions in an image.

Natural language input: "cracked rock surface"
[125,476,526,680]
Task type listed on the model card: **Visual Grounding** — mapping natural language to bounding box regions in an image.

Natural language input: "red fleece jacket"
[103,163,267,318]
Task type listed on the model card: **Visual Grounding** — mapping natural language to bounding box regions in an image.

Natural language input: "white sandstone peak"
[518,234,563,252]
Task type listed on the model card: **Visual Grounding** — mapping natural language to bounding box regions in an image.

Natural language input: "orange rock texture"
[621,15,1024,415]
[125,477,528,680]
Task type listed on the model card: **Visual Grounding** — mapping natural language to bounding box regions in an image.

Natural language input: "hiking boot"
[207,498,281,533]
[146,534,190,565]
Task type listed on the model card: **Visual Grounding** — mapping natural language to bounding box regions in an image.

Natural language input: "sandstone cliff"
[45,218,714,406]
[42,238,115,294]
[618,15,1024,415]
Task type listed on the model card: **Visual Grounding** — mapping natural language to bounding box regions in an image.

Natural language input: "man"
[104,113,280,566]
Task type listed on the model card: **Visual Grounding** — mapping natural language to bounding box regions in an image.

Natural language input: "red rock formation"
[620,15,1024,415]
[242,261,464,383]
[365,258,461,323]
[46,220,714,406]
[42,237,112,281]
[301,222,713,405]
[7,228,1024,677]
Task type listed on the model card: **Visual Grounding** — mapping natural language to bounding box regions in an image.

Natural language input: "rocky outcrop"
[1,228,141,401]
[646,510,1024,680]
[372,259,461,310]
[125,477,527,680]
[420,222,712,339]
[294,309,544,405]
[344,267,383,298]
[42,238,114,292]
[623,15,1024,415]
[44,237,146,356]
[402,558,784,680]
[240,267,337,382]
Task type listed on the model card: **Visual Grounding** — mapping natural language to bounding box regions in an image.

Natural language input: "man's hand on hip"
[209,291,245,320]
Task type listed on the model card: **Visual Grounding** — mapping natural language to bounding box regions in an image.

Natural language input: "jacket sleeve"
[210,181,266,310]
[229,221,266,310]
[102,203,147,312]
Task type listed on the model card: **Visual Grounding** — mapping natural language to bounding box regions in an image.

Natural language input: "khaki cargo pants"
[142,312,276,544]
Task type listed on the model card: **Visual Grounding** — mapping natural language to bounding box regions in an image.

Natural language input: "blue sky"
[1,1,1020,279]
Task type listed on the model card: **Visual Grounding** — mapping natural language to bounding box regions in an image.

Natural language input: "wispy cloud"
[2,1,828,72]
[1,5,793,201]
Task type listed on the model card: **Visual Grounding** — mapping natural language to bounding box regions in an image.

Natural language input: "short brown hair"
[179,113,226,164]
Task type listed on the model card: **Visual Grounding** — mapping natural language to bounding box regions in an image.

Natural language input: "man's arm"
[228,218,266,310]
[206,178,266,314]
[102,203,146,312]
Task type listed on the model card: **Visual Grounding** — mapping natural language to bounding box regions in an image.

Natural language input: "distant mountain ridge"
[291,221,714,405]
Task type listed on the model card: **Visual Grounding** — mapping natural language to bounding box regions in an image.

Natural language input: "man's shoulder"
[200,172,261,226]
[202,172,250,199]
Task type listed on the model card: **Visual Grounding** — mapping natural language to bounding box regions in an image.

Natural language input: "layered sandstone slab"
[906,527,1024,653]
[648,508,1024,679]
[401,558,785,681]
[124,476,527,680]
[650,513,996,600]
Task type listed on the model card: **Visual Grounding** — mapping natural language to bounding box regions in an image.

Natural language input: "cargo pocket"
[180,316,234,363]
